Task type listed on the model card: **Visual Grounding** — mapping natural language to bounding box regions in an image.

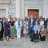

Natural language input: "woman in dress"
[4,18,11,41]
[15,18,22,40]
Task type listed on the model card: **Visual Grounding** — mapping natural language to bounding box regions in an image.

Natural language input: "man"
[0,18,4,41]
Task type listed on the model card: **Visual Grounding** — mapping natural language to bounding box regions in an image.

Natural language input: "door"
[28,9,39,17]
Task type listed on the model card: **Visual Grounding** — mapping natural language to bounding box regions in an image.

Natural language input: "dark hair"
[11,21,15,26]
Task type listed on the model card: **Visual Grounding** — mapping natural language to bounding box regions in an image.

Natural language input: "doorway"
[28,9,39,17]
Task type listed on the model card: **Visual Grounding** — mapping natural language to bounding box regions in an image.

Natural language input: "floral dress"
[11,25,16,37]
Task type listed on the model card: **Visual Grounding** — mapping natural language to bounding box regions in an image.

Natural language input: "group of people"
[0,16,48,41]
[28,16,48,41]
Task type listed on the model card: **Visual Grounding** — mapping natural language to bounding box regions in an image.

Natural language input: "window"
[0,9,6,16]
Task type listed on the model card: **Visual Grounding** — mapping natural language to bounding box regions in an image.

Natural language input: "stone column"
[20,0,24,16]
[16,0,21,17]
[43,0,48,18]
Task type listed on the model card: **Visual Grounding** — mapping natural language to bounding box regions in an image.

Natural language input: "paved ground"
[0,37,48,48]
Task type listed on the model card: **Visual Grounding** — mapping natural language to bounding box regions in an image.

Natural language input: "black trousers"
[0,21,4,40]
[0,31,3,40]
[30,32,39,41]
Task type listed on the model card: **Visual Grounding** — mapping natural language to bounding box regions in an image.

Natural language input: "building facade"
[0,0,48,18]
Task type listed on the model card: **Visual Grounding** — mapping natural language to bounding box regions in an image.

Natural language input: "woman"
[40,18,44,32]
[23,18,29,38]
[10,20,16,39]
[15,18,22,40]
[40,18,46,41]
[4,18,10,41]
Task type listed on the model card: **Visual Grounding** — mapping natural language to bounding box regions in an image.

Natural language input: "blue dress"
[15,20,22,39]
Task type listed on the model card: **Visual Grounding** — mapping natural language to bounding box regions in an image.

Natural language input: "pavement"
[0,37,48,48]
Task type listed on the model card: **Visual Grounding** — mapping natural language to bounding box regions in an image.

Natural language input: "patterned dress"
[4,21,10,37]
[11,25,16,37]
